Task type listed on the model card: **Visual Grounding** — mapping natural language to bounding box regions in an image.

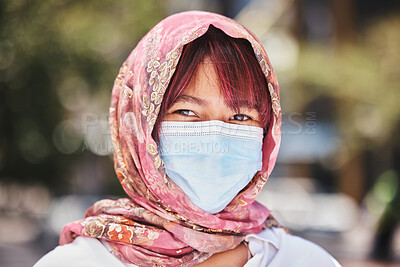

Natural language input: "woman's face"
[163,60,263,127]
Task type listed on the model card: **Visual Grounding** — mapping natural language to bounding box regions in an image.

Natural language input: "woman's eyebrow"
[237,100,257,110]
[174,95,207,106]
[237,100,255,109]
[173,96,255,110]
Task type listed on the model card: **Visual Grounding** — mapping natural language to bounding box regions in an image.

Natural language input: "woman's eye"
[231,114,251,121]
[174,109,196,116]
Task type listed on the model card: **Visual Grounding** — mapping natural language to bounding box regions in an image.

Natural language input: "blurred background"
[0,0,399,266]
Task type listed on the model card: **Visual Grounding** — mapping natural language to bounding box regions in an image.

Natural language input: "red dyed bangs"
[154,25,272,137]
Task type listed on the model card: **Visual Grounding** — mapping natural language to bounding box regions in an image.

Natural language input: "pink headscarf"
[60,11,282,266]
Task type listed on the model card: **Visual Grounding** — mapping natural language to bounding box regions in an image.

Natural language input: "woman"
[35,11,341,266]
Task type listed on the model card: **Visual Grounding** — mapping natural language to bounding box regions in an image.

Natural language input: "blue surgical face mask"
[158,120,263,214]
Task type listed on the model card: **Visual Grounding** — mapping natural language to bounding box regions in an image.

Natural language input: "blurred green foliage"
[0,0,165,191]
[295,14,400,155]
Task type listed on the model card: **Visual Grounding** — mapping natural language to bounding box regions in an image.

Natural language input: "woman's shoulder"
[33,236,132,267]
[245,227,342,267]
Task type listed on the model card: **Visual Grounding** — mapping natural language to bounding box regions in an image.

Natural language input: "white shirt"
[34,228,341,267]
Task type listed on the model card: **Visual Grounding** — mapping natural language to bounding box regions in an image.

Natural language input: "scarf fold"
[60,11,282,266]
